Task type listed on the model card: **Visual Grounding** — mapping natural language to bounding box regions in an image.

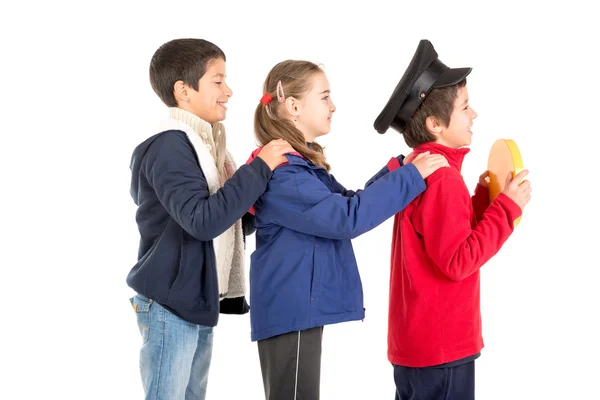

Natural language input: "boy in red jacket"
[374,40,532,400]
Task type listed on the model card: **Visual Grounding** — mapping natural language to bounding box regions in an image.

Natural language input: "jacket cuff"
[473,184,489,202]
[495,193,523,221]
[475,183,488,194]
[219,296,250,315]
[248,157,273,182]
[387,157,402,172]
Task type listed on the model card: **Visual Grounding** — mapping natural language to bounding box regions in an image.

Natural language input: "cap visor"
[433,67,472,88]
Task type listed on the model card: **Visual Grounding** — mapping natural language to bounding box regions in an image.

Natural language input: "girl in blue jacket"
[248,60,449,399]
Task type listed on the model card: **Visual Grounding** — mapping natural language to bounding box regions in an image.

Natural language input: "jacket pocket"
[129,294,153,344]
[169,231,187,290]
[168,238,213,309]
[309,243,319,299]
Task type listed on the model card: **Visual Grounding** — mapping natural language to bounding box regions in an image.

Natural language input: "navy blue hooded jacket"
[126,130,271,327]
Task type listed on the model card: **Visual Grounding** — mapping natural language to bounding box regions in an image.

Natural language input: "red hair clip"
[260,93,272,105]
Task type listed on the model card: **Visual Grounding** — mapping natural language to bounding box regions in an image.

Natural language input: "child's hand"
[258,139,295,170]
[403,152,414,164]
[411,151,450,179]
[502,169,532,209]
[478,171,489,188]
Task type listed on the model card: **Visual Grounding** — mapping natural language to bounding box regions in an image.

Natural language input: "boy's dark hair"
[149,38,226,107]
[403,79,467,148]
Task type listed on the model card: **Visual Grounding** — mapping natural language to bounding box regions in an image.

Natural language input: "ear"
[173,80,189,104]
[425,115,443,136]
[284,97,301,118]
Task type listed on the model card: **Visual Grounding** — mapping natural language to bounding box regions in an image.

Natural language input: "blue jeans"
[130,294,214,400]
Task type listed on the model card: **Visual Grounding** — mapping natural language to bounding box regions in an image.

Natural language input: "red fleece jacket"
[387,142,522,367]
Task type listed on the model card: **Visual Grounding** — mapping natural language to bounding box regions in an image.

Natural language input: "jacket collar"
[414,142,470,171]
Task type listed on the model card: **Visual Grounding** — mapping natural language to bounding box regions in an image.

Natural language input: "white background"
[1,0,599,399]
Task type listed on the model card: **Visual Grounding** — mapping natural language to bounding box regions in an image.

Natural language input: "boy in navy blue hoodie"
[126,38,293,400]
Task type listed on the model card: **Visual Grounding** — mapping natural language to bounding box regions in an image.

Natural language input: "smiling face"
[177,57,233,123]
[435,85,478,148]
[293,72,336,142]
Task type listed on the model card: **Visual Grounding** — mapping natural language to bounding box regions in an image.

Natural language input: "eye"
[464,105,469,110]
[215,82,223,85]
[323,96,329,100]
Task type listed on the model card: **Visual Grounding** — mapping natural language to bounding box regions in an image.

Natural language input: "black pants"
[257,326,324,400]
[393,361,475,400]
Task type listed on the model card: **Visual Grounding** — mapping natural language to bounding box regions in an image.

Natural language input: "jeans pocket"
[129,294,153,344]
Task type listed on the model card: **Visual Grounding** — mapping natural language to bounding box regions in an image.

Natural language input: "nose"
[330,99,336,113]
[471,107,477,119]
[224,82,233,98]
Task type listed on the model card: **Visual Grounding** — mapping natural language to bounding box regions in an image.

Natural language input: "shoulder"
[426,166,463,185]
[151,129,190,147]
[268,164,304,189]
[271,162,311,177]
[424,168,468,198]
[133,130,202,181]
[142,130,195,161]
[265,164,329,202]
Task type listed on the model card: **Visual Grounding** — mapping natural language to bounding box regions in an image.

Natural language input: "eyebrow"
[462,98,469,106]
[319,90,331,94]
[213,73,226,79]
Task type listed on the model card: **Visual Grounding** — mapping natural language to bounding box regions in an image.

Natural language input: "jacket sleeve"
[142,131,272,241]
[257,163,426,240]
[219,297,250,314]
[471,184,490,222]
[413,174,522,281]
[242,212,256,236]
[365,155,405,188]
[328,174,357,197]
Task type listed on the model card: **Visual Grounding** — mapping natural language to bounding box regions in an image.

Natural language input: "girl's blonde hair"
[254,60,331,172]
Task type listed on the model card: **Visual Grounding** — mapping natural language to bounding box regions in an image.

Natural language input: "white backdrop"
[1,0,599,399]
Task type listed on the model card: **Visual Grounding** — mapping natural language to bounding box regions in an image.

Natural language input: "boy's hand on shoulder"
[502,169,532,209]
[258,139,295,171]
[411,151,450,179]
